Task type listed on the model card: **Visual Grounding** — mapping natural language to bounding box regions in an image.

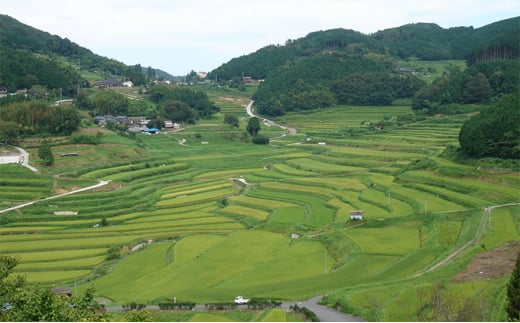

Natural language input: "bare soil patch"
[452,240,520,283]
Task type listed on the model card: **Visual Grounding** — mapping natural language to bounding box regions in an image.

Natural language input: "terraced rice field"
[0,95,518,321]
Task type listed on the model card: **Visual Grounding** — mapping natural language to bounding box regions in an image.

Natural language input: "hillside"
[0,14,175,94]
[210,16,520,80]
[209,16,519,116]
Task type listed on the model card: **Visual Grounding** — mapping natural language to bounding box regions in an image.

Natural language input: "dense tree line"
[0,47,86,95]
[0,100,80,139]
[146,84,220,123]
[458,92,519,159]
[331,73,425,105]
[412,60,519,113]
[252,53,392,116]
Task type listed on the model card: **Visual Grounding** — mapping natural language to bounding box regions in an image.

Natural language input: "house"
[122,80,134,87]
[51,287,73,298]
[144,127,159,134]
[374,125,384,130]
[398,67,416,74]
[349,210,364,221]
[242,76,256,85]
[94,78,123,88]
[164,120,174,128]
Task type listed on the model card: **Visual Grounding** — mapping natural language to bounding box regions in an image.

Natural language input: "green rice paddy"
[0,88,518,321]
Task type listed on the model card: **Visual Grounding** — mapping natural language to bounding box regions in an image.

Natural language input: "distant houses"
[94,77,134,88]
[94,77,123,88]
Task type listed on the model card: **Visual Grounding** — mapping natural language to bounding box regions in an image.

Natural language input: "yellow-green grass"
[194,167,263,179]
[14,255,106,271]
[262,309,287,322]
[219,205,270,221]
[156,187,236,207]
[250,188,335,227]
[344,227,419,255]
[161,182,233,199]
[485,207,519,250]
[272,163,316,176]
[402,170,520,202]
[325,145,425,159]
[125,210,217,224]
[5,248,106,263]
[63,217,240,235]
[219,239,332,288]
[269,206,306,224]
[191,313,232,322]
[327,198,356,223]
[411,182,492,207]
[161,178,226,194]
[289,176,366,191]
[0,226,63,233]
[339,190,390,218]
[373,248,441,280]
[229,195,296,209]
[89,230,329,303]
[105,163,189,182]
[394,186,463,212]
[20,269,92,283]
[259,181,334,199]
[173,235,226,266]
[436,221,463,246]
[286,158,365,174]
[360,188,414,217]
[0,234,146,252]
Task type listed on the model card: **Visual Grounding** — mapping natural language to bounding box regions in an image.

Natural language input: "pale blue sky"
[2,0,518,75]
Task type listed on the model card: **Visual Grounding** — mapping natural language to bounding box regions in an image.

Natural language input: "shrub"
[252,134,269,145]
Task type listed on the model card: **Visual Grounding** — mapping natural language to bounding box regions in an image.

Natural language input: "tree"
[507,252,520,321]
[246,117,261,137]
[38,139,54,166]
[0,121,19,146]
[459,93,520,159]
[0,255,108,321]
[224,114,239,128]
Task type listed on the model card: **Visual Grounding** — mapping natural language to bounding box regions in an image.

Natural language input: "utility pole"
[387,190,391,207]
[324,249,327,273]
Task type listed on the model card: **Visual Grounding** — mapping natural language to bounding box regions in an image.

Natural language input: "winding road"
[245,100,296,135]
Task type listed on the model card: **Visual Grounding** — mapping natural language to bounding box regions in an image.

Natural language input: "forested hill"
[208,16,519,117]
[209,16,519,80]
[0,14,174,94]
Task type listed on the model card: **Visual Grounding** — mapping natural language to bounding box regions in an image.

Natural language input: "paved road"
[0,180,111,214]
[0,146,38,172]
[281,295,364,322]
[245,100,297,135]
[107,295,363,322]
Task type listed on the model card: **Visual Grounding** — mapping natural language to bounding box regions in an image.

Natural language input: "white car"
[234,296,249,304]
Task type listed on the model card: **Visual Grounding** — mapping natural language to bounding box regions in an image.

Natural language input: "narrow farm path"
[0,146,38,172]
[245,100,297,135]
[280,295,364,322]
[0,180,111,214]
[410,202,520,278]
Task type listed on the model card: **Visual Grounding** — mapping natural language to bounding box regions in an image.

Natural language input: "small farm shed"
[51,287,73,297]
[349,210,364,220]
